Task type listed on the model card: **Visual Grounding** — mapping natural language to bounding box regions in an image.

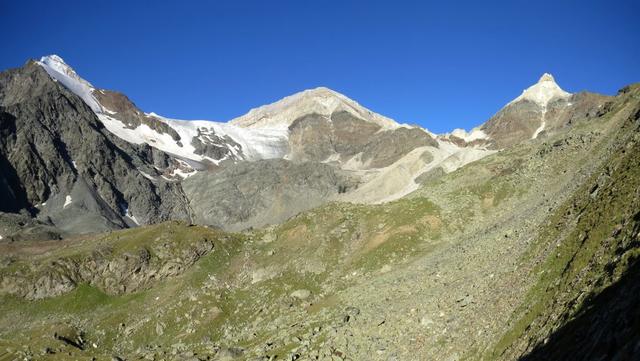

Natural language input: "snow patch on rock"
[125,208,139,225]
[447,127,489,142]
[531,109,547,139]
[155,114,290,161]
[139,170,156,181]
[171,168,196,179]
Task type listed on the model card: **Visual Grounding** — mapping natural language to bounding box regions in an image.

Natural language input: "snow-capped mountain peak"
[229,86,402,130]
[538,73,556,83]
[508,73,571,107]
[38,55,94,88]
[37,55,103,113]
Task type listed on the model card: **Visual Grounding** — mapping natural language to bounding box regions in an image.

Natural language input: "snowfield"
[447,127,489,142]
[96,113,289,164]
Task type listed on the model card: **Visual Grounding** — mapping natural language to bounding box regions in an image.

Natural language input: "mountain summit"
[230,86,401,130]
[508,72,571,107]
[477,72,607,148]
[36,55,103,113]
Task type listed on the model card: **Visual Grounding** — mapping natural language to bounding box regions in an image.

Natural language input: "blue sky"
[2,0,638,132]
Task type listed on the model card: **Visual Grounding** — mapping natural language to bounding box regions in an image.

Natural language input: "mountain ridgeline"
[0,57,607,235]
[0,55,638,361]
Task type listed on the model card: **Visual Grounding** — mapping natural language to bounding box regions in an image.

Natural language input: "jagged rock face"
[0,223,218,300]
[287,110,438,168]
[189,127,243,162]
[0,62,191,234]
[136,142,175,170]
[0,113,29,213]
[182,159,356,231]
[287,111,387,163]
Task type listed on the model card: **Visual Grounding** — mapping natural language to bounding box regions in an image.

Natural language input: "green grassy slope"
[488,85,640,360]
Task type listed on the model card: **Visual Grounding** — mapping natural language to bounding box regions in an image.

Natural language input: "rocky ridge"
[0,222,224,300]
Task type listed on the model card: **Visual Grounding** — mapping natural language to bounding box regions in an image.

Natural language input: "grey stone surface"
[183,159,357,231]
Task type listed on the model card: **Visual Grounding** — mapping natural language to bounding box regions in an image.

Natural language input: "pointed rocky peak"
[508,73,571,108]
[36,55,103,113]
[38,55,94,88]
[229,86,401,130]
[538,73,556,82]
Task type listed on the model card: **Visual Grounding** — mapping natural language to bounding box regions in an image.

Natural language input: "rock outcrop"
[0,223,219,299]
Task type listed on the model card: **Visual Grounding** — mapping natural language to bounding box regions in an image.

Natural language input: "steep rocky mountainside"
[490,84,640,361]
[0,50,637,361]
[0,61,192,235]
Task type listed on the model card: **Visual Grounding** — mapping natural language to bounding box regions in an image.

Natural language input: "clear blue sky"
[2,1,638,132]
